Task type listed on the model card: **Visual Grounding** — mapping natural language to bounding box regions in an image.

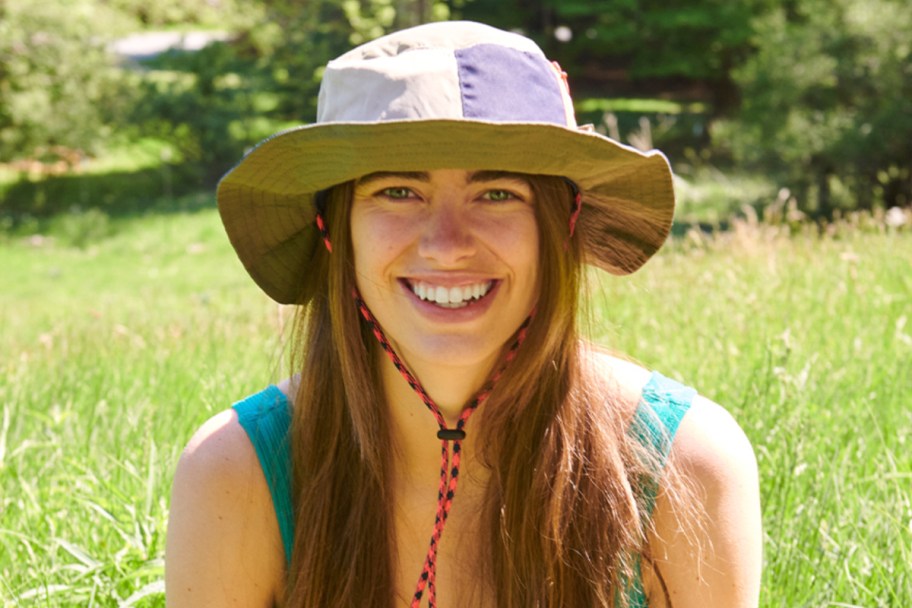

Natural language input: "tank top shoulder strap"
[631,371,697,466]
[625,371,697,607]
[232,386,294,565]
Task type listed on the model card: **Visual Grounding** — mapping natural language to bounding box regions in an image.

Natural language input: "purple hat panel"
[455,44,568,126]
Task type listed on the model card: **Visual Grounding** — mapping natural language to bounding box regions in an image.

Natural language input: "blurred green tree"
[100,0,247,28]
[716,0,912,216]
[449,0,774,114]
[125,0,451,181]
[0,0,129,162]
[127,41,262,182]
[238,0,449,122]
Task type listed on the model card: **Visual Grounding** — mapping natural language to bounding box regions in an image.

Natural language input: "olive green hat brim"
[217,119,675,305]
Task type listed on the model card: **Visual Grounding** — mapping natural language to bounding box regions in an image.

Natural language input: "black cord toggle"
[437,428,466,441]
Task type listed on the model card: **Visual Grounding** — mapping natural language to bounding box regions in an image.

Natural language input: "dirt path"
[108,31,232,61]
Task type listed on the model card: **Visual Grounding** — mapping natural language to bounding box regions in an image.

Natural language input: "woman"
[165,21,762,607]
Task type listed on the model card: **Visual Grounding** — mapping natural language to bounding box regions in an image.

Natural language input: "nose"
[417,203,476,265]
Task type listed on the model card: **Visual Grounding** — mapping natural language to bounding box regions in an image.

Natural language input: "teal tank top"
[232,371,695,606]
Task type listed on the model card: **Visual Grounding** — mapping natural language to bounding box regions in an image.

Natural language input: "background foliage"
[452,0,772,113]
[102,0,248,28]
[0,0,129,161]
[2,0,910,222]
[717,0,912,218]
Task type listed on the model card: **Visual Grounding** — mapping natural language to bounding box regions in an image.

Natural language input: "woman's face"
[350,168,539,372]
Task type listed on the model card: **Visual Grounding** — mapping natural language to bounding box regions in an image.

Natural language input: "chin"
[400,334,507,371]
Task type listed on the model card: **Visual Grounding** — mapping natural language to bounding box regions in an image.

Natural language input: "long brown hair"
[286,175,680,606]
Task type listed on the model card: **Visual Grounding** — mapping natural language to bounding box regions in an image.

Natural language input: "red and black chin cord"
[313,179,576,606]
[355,294,532,607]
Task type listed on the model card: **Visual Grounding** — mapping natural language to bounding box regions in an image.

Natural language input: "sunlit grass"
[1,205,910,606]
[592,219,912,606]
[576,97,708,115]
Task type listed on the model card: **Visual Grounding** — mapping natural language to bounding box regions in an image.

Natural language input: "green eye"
[382,187,412,199]
[485,190,513,202]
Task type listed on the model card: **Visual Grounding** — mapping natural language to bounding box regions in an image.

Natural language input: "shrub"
[716,0,912,217]
[0,0,130,162]
[102,0,248,28]
[127,42,263,181]
[124,0,452,181]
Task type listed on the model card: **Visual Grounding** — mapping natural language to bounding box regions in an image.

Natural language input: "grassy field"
[1,200,910,606]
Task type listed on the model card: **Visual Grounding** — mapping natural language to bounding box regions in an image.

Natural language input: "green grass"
[576,97,709,115]
[672,168,779,226]
[1,204,910,606]
[592,220,912,606]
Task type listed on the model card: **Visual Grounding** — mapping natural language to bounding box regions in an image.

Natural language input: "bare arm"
[644,395,763,607]
[165,410,285,607]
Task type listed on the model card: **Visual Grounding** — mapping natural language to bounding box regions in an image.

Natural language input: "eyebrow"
[355,171,429,186]
[355,170,531,186]
[468,170,531,184]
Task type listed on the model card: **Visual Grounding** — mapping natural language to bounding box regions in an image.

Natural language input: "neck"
[378,346,498,478]
[379,346,498,427]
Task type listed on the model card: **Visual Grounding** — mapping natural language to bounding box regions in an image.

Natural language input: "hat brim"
[217,119,675,304]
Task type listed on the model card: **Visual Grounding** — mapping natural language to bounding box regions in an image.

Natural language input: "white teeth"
[435,285,449,304]
[410,280,493,307]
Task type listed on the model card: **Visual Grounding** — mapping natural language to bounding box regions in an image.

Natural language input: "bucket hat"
[217,20,676,304]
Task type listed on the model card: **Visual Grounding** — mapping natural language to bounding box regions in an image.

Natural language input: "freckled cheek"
[479,217,539,262]
[501,217,540,301]
[350,214,378,289]
[351,215,415,287]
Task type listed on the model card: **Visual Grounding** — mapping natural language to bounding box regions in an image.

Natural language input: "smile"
[408,279,494,308]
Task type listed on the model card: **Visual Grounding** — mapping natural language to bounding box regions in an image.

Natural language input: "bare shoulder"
[645,394,762,608]
[587,351,759,500]
[178,409,256,478]
[582,348,653,408]
[582,346,756,478]
[165,409,284,607]
[672,395,758,487]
